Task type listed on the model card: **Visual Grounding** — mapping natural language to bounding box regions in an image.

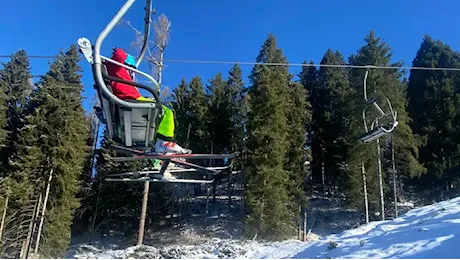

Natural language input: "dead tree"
[33,168,53,256]
[0,183,39,258]
[0,193,9,243]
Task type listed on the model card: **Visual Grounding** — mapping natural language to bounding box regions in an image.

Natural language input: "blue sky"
[1,0,460,112]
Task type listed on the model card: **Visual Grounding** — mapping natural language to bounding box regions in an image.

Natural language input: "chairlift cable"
[2,55,460,72]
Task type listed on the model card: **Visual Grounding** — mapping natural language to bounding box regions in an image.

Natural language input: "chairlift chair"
[77,0,234,183]
[359,68,399,143]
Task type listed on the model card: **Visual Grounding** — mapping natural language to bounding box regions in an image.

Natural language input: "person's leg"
[135,96,190,154]
[154,105,191,154]
[136,96,154,102]
[157,105,175,141]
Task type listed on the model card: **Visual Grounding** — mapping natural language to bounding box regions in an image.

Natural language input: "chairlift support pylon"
[359,67,399,143]
[77,0,234,183]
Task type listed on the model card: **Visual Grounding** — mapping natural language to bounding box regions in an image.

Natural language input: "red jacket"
[105,48,141,100]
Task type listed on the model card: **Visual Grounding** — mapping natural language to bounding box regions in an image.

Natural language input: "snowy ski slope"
[68,196,460,259]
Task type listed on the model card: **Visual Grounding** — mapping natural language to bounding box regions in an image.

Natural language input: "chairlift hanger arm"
[364,69,369,101]
[137,0,152,66]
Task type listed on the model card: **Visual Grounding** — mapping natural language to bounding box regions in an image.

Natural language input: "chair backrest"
[94,62,161,147]
[93,63,118,141]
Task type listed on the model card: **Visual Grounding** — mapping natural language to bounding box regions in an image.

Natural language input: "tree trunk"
[204,184,211,231]
[227,170,232,214]
[0,194,9,242]
[24,194,42,259]
[321,160,325,193]
[137,182,149,246]
[34,168,53,256]
[303,210,307,242]
[298,206,301,240]
[391,136,398,218]
[362,162,369,224]
[90,181,103,235]
[376,137,385,221]
[186,123,191,149]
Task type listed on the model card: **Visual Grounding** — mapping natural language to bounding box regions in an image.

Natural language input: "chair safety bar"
[100,56,161,106]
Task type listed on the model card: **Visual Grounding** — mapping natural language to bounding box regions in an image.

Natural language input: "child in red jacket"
[105,48,190,154]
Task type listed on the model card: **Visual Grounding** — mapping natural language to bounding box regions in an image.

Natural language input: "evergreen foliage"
[186,76,209,154]
[0,67,6,153]
[207,73,231,154]
[315,49,354,191]
[172,77,189,146]
[298,61,318,180]
[225,64,246,168]
[0,50,33,172]
[407,36,460,198]
[0,49,35,258]
[244,33,293,240]
[0,45,89,258]
[29,45,88,257]
[285,73,311,209]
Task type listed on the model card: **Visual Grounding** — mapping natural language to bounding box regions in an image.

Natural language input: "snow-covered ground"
[67,196,460,259]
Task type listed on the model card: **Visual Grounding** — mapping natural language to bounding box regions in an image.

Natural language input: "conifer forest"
[1,25,460,258]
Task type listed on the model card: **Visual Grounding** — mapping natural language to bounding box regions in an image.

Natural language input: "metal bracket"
[77,37,93,64]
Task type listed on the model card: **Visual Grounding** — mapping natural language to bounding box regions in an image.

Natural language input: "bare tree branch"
[125,13,171,91]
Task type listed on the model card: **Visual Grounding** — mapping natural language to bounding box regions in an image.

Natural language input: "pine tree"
[0,50,33,171]
[12,45,90,257]
[244,33,293,240]
[312,49,354,192]
[298,61,318,179]
[0,68,7,156]
[172,77,189,145]
[285,73,311,209]
[187,76,209,154]
[0,50,35,258]
[407,35,460,197]
[207,73,231,154]
[226,64,246,168]
[299,61,318,97]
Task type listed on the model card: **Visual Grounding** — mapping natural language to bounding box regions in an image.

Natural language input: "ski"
[105,166,231,178]
[168,159,222,174]
[111,153,234,162]
[109,144,148,155]
[105,177,213,184]
[109,144,234,161]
